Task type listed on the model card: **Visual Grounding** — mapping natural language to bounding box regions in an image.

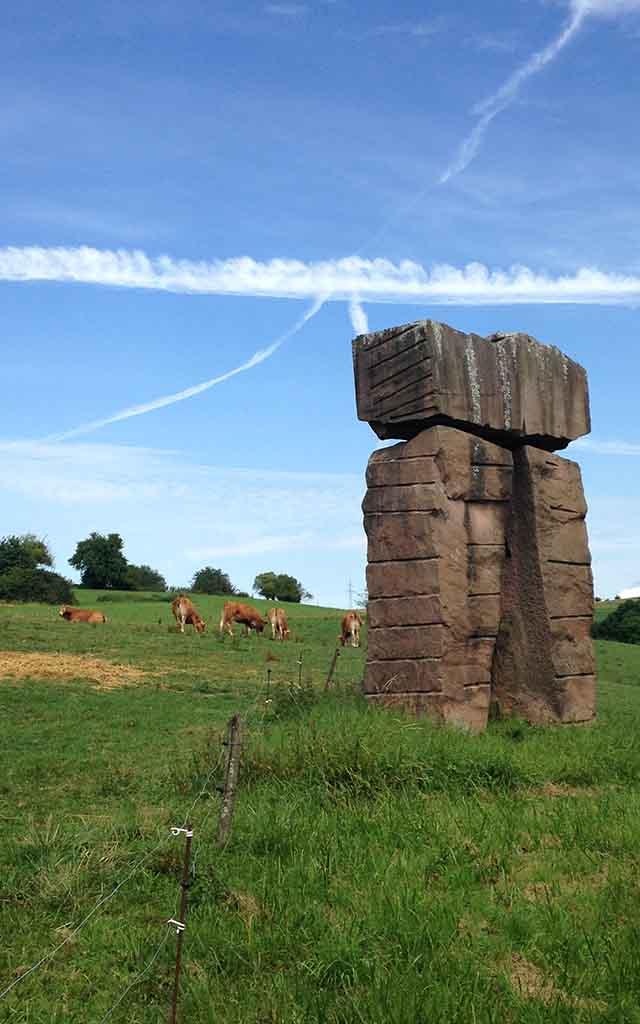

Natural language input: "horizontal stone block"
[468,594,502,636]
[557,675,596,724]
[466,503,509,545]
[467,465,512,502]
[368,624,444,661]
[353,320,590,448]
[367,595,442,628]
[367,559,440,599]
[543,518,591,566]
[366,455,439,488]
[362,483,440,514]
[440,684,491,734]
[467,545,505,596]
[365,512,439,562]
[364,658,442,694]
[365,691,445,724]
[544,563,594,619]
[551,617,596,678]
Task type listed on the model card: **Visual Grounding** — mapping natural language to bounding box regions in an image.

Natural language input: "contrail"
[439,6,588,183]
[348,297,369,335]
[45,295,326,441]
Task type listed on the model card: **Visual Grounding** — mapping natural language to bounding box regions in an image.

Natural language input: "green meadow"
[1,592,640,1022]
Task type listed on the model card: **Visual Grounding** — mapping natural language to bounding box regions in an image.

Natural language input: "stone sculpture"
[353,319,596,732]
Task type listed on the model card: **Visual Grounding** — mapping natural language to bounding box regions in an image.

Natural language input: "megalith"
[353,319,596,731]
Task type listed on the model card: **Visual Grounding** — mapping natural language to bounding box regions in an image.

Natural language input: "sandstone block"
[364,658,442,694]
[353,319,590,450]
[368,625,445,661]
[367,595,442,628]
[366,512,439,562]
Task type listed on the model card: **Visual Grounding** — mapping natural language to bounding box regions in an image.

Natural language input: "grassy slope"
[1,593,640,1022]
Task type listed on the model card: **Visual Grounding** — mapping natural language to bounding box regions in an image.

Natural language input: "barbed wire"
[97,927,172,1024]
[1,685,273,1012]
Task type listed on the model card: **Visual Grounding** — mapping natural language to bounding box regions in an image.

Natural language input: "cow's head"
[59,605,70,618]
[252,619,265,634]
[195,618,206,634]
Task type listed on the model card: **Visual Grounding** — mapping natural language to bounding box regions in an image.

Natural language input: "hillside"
[1,592,640,1021]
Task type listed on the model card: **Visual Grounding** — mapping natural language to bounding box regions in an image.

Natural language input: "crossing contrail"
[44,295,326,441]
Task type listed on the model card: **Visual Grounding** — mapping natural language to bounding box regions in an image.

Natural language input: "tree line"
[0,532,312,605]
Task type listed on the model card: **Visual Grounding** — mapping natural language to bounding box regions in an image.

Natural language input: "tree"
[253,571,311,603]
[125,564,167,592]
[0,534,53,575]
[69,532,129,589]
[192,567,236,595]
[0,567,74,605]
[592,598,640,645]
[0,534,73,604]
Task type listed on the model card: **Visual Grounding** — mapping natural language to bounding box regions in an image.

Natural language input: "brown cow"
[59,605,107,624]
[171,595,206,634]
[339,610,362,648]
[267,606,290,641]
[219,601,265,638]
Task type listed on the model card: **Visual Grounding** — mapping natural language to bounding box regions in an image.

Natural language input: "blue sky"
[2,0,640,604]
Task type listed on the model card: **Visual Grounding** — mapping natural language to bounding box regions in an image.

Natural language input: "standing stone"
[491,448,596,724]
[353,318,596,731]
[364,425,512,732]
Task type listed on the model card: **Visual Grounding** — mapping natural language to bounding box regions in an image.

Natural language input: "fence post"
[324,647,341,691]
[297,653,303,687]
[168,825,193,1024]
[216,715,243,848]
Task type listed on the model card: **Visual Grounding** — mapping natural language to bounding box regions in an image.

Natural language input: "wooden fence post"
[216,715,243,848]
[324,647,341,691]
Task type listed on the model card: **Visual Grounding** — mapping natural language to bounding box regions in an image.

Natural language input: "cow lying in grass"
[339,610,362,647]
[268,606,290,641]
[59,605,107,624]
[171,595,206,634]
[220,601,265,638]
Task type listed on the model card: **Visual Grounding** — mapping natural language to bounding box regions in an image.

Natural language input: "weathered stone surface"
[366,658,442,694]
[368,625,445,661]
[366,513,440,562]
[353,319,590,450]
[367,595,442,628]
[363,425,512,730]
[491,446,596,725]
[355,321,596,733]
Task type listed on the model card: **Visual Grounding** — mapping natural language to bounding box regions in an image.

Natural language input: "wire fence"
[0,683,277,1020]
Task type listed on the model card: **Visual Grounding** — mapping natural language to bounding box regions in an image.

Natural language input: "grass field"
[1,592,640,1022]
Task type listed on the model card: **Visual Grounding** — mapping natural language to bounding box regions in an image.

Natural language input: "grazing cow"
[171,595,206,634]
[59,605,107,624]
[219,601,265,638]
[339,610,363,648]
[268,607,290,641]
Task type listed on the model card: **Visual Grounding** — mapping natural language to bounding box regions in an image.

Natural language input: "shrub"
[593,599,640,645]
[0,567,75,604]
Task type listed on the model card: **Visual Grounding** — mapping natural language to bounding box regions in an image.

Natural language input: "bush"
[593,599,640,645]
[96,591,176,604]
[0,567,75,604]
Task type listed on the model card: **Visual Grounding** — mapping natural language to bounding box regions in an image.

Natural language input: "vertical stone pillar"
[492,447,596,724]
[363,425,512,732]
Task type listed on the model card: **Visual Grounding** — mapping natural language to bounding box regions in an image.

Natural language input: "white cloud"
[348,297,369,335]
[620,586,640,598]
[4,245,640,307]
